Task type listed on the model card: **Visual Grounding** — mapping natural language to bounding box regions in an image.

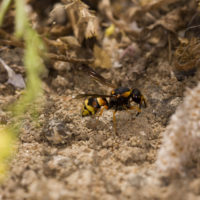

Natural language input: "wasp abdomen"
[82,97,108,116]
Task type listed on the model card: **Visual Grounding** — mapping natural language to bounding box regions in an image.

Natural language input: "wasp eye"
[132,88,141,96]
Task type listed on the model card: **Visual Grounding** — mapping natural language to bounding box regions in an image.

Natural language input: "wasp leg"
[128,106,141,116]
[98,105,109,117]
[143,97,147,108]
[122,105,130,113]
[140,96,147,108]
[113,110,118,135]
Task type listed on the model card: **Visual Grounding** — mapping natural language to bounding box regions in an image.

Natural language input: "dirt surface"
[1,0,200,199]
[0,43,200,200]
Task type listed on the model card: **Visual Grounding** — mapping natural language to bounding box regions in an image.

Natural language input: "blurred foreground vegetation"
[0,0,45,181]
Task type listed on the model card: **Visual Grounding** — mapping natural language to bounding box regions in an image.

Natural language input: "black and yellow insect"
[77,65,147,134]
[82,97,108,116]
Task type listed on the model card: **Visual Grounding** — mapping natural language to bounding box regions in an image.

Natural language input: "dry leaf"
[59,36,81,48]
[178,37,189,45]
[64,0,99,43]
[174,38,200,80]
[94,45,112,68]
[148,7,185,33]
[140,0,180,10]
[85,16,99,39]
[99,0,140,37]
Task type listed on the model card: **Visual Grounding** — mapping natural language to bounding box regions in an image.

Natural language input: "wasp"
[76,65,147,134]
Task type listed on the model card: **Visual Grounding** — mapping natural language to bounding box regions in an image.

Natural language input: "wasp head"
[131,88,147,108]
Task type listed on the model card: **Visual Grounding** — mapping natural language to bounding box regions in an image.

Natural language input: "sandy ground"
[1,43,200,200]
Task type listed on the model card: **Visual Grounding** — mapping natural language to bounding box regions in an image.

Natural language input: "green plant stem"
[0,0,12,26]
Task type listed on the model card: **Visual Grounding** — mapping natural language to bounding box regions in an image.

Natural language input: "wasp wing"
[75,93,113,99]
[80,64,117,89]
